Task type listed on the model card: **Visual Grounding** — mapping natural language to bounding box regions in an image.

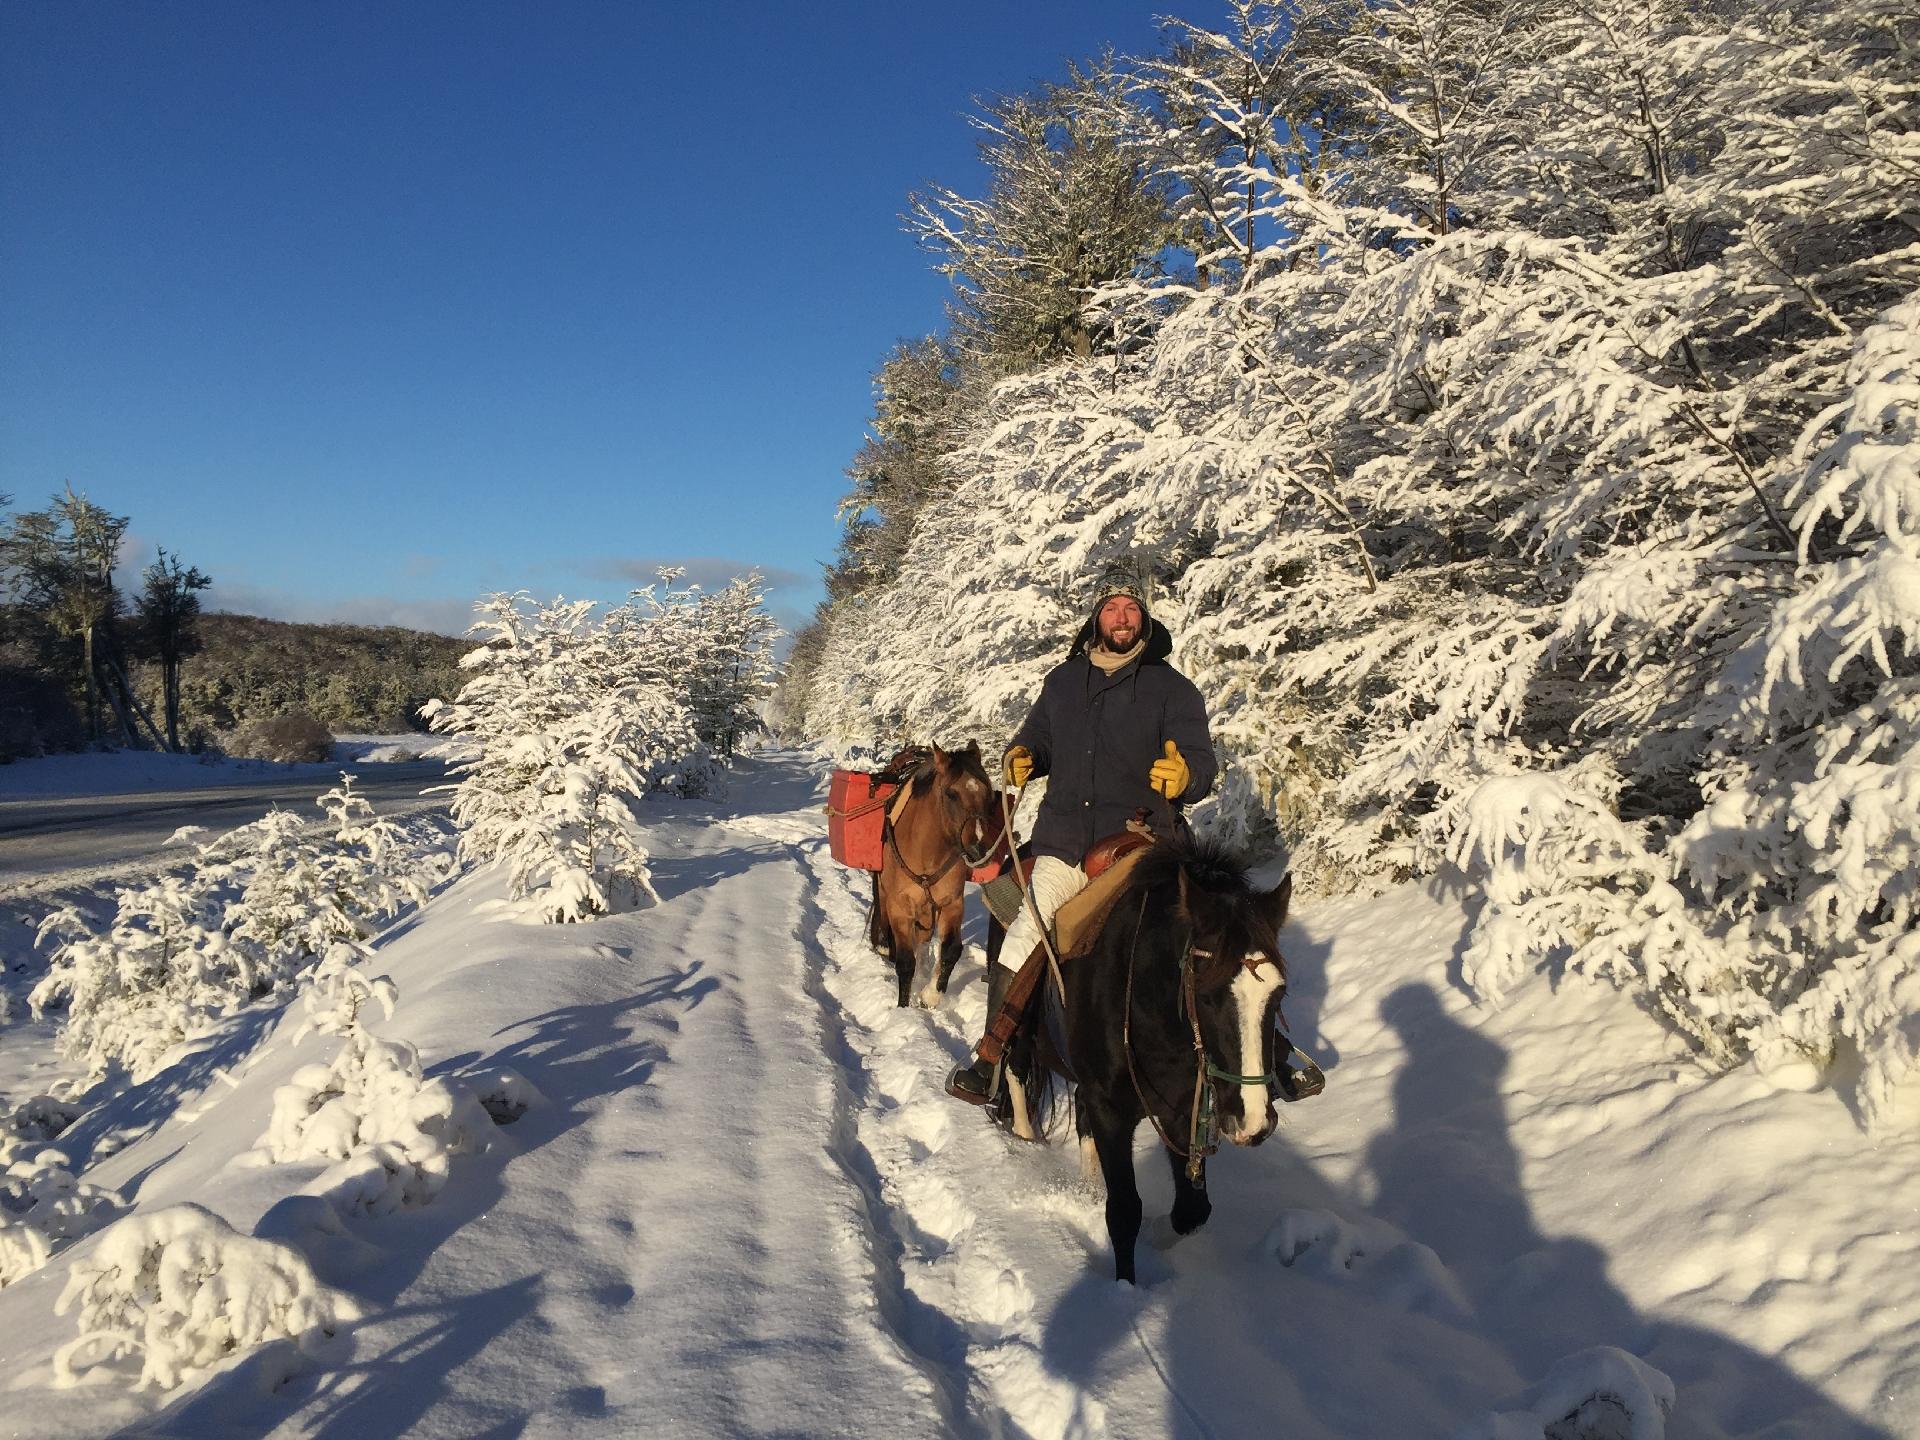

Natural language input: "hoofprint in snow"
[0,752,1911,1437]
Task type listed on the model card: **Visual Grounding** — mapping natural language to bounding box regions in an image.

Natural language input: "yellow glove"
[1149,740,1190,800]
[1004,745,1034,788]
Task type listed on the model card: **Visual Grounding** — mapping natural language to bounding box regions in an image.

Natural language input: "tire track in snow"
[781,825,1109,1440]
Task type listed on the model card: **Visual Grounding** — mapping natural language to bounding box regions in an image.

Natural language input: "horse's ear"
[1258,873,1294,935]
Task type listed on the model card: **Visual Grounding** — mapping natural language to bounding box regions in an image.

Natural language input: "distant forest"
[153,613,466,739]
[1,488,465,761]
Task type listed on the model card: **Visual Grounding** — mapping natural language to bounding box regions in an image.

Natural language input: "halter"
[883,756,999,936]
[1122,891,1282,1182]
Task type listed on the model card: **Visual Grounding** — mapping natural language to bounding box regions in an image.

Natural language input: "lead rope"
[1000,785,1070,1006]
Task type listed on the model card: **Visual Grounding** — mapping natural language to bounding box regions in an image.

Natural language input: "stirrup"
[945,1058,999,1107]
[1278,1054,1326,1102]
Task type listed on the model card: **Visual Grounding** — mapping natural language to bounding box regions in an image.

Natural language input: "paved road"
[0,761,451,892]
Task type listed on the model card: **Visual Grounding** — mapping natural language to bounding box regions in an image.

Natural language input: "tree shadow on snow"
[1036,981,1897,1439]
[126,1277,543,1440]
[53,1002,285,1171]
[243,965,717,1438]
[643,841,791,905]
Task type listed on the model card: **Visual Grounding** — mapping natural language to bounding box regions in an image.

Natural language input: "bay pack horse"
[1003,838,1293,1283]
[867,743,1000,1009]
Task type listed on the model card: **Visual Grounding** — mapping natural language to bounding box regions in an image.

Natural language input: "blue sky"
[1,1,1182,638]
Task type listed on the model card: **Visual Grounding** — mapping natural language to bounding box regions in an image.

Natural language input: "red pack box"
[827,769,895,871]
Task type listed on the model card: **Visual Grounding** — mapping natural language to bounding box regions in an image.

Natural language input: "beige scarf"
[1088,638,1145,674]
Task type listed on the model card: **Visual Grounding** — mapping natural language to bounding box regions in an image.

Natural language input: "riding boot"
[945,960,1016,1106]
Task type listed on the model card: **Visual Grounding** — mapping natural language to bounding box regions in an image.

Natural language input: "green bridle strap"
[1204,1059,1280,1087]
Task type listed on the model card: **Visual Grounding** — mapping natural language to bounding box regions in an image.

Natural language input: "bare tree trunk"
[99,661,137,747]
[82,624,100,742]
[165,657,181,751]
[113,659,170,751]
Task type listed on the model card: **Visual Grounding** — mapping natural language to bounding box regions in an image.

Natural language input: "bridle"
[1121,889,1283,1183]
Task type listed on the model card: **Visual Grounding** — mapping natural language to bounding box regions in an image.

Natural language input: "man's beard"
[1099,625,1139,651]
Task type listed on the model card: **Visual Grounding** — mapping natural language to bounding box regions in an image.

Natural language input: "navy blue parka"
[1010,600,1218,864]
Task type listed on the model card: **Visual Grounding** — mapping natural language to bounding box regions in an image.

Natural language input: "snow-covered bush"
[31,873,249,1080]
[0,1137,119,1289]
[1454,1346,1675,1440]
[53,1202,360,1391]
[226,710,334,764]
[224,778,434,986]
[257,946,521,1215]
[317,773,441,911]
[31,780,445,1081]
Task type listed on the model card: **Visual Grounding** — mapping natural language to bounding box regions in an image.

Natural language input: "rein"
[1121,890,1282,1183]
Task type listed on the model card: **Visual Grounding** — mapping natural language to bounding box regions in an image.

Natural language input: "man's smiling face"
[1097,596,1144,652]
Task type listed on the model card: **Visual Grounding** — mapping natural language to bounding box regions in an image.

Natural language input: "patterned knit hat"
[1092,580,1149,611]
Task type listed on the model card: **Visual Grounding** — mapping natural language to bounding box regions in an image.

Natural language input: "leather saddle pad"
[1051,842,1154,959]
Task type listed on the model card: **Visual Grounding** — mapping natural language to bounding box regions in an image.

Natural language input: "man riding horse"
[946,578,1217,1106]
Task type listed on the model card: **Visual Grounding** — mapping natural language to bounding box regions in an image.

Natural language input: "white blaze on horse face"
[1227,957,1283,1143]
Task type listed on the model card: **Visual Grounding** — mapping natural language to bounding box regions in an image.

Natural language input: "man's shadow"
[1036,981,1898,1438]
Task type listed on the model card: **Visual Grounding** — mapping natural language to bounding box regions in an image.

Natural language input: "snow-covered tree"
[427,591,709,922]
[907,65,1179,374]
[795,0,1920,1121]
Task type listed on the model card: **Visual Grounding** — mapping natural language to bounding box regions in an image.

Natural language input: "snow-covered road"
[0,761,449,892]
[0,752,1912,1438]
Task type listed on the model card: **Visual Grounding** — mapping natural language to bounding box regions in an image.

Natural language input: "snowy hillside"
[0,752,1910,1437]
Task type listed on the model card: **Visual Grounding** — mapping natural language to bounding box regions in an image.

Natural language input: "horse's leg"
[1167,1148,1212,1237]
[867,871,886,952]
[1003,1063,1036,1142]
[891,927,917,1007]
[916,896,964,1010]
[881,889,919,1008]
[1076,1091,1100,1184]
[1087,1102,1144,1284]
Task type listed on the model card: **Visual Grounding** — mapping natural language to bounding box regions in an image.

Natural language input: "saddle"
[974,826,1157,1068]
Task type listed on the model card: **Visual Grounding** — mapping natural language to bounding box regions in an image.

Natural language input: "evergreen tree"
[0,488,130,745]
[134,549,211,752]
[907,65,1180,374]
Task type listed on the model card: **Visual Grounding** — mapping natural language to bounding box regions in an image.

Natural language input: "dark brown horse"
[866,743,999,1008]
[1003,838,1293,1282]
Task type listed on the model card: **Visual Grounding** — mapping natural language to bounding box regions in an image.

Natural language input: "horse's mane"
[908,743,990,796]
[1129,835,1254,900]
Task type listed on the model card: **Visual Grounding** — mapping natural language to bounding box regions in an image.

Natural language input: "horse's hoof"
[914,983,944,1010]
